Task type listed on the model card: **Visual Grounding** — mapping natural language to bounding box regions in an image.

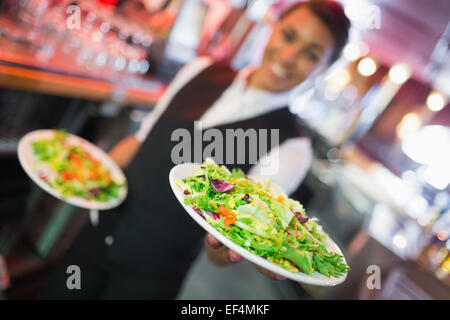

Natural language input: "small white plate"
[169,163,348,286]
[18,129,128,211]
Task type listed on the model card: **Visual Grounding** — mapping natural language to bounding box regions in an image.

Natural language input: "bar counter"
[0,35,166,107]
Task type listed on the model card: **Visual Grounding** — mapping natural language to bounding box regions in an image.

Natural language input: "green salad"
[176,158,349,278]
[31,130,123,202]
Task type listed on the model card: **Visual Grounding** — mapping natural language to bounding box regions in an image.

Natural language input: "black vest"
[73,62,301,298]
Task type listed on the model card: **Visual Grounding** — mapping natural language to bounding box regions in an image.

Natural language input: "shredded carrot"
[61,170,71,181]
[219,205,236,227]
[230,177,239,183]
[224,215,236,227]
[277,195,285,203]
[287,230,299,237]
[219,205,235,218]
[219,205,231,216]
[90,168,100,180]
[69,151,84,167]
[286,221,302,237]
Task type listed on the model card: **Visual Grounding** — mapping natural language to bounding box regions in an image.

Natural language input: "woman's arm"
[108,135,142,169]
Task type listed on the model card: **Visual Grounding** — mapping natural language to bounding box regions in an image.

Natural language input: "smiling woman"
[249,0,350,93]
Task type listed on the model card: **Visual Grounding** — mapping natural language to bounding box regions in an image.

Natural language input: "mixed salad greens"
[31,130,123,202]
[177,158,349,278]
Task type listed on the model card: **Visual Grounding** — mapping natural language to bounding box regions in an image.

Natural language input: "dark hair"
[279,0,351,64]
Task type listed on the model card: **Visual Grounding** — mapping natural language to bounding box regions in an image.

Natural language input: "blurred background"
[0,0,449,300]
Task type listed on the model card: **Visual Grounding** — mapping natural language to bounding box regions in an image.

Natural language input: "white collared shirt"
[199,63,291,128]
[136,57,312,195]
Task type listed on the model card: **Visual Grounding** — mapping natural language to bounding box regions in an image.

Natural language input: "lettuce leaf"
[278,247,314,275]
[269,201,294,230]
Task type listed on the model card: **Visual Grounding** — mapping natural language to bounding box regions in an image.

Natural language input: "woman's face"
[253,6,335,92]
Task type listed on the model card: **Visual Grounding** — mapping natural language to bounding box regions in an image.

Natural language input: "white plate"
[18,129,128,211]
[169,163,348,286]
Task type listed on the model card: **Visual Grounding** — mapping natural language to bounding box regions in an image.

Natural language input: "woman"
[40,0,350,299]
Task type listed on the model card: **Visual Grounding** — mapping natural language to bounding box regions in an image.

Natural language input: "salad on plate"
[31,130,123,202]
[176,158,349,278]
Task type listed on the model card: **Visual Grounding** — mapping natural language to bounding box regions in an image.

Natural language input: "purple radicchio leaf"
[204,210,220,220]
[89,187,100,196]
[193,208,205,220]
[294,212,309,224]
[242,193,251,203]
[183,189,191,195]
[209,179,234,193]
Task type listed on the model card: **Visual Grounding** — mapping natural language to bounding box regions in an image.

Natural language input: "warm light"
[389,64,411,84]
[393,234,407,249]
[441,257,450,273]
[426,91,447,112]
[357,57,377,76]
[437,231,448,241]
[435,267,448,279]
[396,113,421,140]
[423,162,450,190]
[343,43,361,61]
[402,125,450,164]
[402,126,450,190]
[327,68,351,93]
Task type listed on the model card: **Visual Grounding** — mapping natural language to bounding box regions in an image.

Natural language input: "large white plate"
[169,163,348,286]
[18,129,128,211]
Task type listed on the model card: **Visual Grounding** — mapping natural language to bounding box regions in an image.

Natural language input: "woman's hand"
[204,234,286,281]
